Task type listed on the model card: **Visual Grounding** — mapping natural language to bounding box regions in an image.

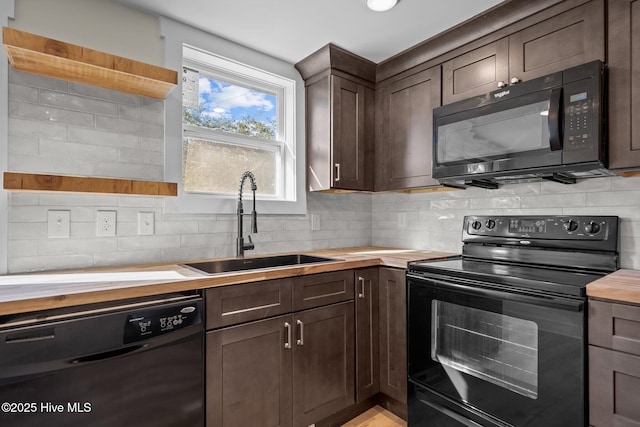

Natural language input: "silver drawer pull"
[358,276,366,298]
[335,163,341,182]
[284,322,292,349]
[296,319,304,346]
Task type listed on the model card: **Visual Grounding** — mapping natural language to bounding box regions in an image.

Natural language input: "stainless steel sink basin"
[182,254,338,275]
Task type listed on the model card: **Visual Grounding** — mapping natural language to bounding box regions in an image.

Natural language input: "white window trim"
[160,16,306,215]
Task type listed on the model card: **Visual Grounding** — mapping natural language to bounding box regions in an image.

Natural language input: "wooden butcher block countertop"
[587,269,640,305]
[0,247,455,316]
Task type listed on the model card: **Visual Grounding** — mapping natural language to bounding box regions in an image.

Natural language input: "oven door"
[407,273,586,427]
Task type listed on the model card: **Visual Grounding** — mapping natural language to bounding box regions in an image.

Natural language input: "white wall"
[11,0,163,66]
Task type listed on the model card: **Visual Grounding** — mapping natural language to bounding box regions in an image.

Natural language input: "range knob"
[584,221,601,234]
[485,219,496,229]
[563,219,578,232]
[471,220,482,230]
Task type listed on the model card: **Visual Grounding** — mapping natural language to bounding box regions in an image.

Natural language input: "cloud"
[200,77,275,115]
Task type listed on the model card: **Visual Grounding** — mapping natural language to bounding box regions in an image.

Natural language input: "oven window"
[431,300,538,399]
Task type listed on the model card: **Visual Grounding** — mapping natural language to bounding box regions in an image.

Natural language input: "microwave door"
[433,89,562,179]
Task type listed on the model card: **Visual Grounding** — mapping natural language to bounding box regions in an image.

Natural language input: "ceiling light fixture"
[366,0,398,12]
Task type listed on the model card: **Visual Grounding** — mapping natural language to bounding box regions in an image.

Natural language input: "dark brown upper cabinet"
[375,66,442,191]
[443,38,509,105]
[442,0,604,105]
[296,44,375,191]
[607,0,640,171]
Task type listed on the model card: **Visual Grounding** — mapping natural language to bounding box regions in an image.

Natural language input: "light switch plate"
[398,212,407,229]
[311,214,320,231]
[138,212,155,235]
[47,210,70,238]
[96,211,117,237]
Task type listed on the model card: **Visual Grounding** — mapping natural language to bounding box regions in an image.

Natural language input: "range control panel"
[123,299,202,344]
[462,215,619,251]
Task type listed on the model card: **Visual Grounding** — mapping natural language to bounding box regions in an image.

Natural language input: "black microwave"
[432,60,612,189]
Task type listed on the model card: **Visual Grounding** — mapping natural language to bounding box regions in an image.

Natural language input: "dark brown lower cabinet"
[355,268,379,403]
[206,314,293,427]
[589,299,640,427]
[293,301,355,426]
[207,301,354,427]
[379,267,407,404]
[589,345,640,427]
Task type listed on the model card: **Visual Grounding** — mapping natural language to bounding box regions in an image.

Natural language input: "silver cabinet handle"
[335,163,341,182]
[510,77,521,85]
[296,319,304,346]
[284,322,291,349]
[497,81,506,88]
[358,276,366,298]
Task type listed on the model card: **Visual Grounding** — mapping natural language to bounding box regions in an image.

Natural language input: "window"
[182,45,295,199]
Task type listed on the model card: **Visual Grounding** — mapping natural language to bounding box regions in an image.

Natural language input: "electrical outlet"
[138,212,155,235]
[96,211,117,237]
[47,210,70,238]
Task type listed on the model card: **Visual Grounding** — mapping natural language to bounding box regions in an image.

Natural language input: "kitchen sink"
[181,254,339,275]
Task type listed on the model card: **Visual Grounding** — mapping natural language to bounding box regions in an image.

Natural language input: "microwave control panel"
[565,90,592,151]
[561,65,601,161]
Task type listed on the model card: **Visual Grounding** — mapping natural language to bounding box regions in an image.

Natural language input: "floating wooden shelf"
[3,172,177,196]
[2,27,177,99]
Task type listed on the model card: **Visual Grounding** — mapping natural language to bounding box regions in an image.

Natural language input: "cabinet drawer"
[589,300,640,355]
[206,278,293,329]
[293,270,354,311]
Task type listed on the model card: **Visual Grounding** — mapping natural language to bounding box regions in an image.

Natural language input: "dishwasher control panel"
[124,298,202,344]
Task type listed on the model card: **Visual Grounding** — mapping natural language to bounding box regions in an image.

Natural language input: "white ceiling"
[116,0,505,64]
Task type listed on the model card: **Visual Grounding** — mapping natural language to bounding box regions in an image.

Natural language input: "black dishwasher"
[0,292,204,427]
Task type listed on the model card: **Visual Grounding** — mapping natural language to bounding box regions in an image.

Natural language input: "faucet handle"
[244,235,255,251]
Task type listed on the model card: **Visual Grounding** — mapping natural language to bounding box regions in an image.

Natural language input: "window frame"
[181,45,292,199]
[160,17,306,215]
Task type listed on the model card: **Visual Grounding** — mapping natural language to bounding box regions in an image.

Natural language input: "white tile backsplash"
[372,176,640,269]
[5,69,640,273]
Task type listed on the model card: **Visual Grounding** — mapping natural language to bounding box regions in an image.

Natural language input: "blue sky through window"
[199,76,277,125]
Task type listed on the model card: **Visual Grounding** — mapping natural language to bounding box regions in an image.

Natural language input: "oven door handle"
[408,275,584,312]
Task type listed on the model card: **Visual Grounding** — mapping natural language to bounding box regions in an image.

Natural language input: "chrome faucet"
[236,171,258,257]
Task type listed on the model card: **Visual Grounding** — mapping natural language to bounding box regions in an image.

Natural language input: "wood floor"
[341,406,407,427]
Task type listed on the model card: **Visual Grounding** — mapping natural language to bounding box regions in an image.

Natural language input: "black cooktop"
[408,256,607,297]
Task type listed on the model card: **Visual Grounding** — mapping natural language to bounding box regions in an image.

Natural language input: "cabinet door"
[206,315,293,427]
[332,76,374,190]
[442,38,509,105]
[508,0,604,82]
[589,345,640,427]
[379,267,407,404]
[355,268,380,402]
[292,302,355,426]
[608,0,640,170]
[376,66,441,191]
